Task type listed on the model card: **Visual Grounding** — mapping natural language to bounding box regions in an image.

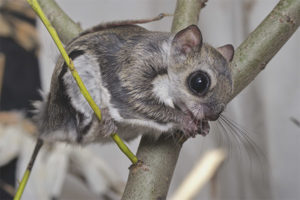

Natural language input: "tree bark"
[171,0,207,32]
[121,135,183,200]
[37,0,82,44]
[229,0,300,100]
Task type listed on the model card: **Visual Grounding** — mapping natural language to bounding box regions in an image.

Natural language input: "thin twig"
[79,13,172,37]
[13,139,43,200]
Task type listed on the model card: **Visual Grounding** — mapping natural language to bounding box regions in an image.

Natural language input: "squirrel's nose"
[204,103,225,121]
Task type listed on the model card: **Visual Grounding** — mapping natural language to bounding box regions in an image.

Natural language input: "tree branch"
[229,0,300,100]
[171,0,207,33]
[121,135,183,200]
[37,0,82,44]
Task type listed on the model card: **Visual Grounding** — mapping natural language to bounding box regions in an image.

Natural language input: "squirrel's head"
[167,25,234,121]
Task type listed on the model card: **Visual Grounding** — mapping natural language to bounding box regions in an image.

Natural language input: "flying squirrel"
[33,19,234,144]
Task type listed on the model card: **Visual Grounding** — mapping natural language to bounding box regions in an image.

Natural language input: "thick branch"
[121,136,183,200]
[37,0,82,44]
[230,0,300,100]
[171,0,207,32]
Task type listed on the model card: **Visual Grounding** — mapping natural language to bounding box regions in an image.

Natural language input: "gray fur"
[34,24,233,144]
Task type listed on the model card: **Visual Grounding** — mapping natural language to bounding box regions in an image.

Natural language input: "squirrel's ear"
[171,25,203,56]
[217,44,234,62]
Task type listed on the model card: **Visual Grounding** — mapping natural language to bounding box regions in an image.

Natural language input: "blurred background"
[0,0,299,199]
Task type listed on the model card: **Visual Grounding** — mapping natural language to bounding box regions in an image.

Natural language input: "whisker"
[219,114,266,162]
[215,118,237,156]
[216,114,269,188]
[219,115,250,157]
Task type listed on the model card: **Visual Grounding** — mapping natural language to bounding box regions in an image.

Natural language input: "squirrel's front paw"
[180,115,198,138]
[180,116,210,137]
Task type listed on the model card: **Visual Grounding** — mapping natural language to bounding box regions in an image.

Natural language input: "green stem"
[112,133,138,164]
[13,139,43,200]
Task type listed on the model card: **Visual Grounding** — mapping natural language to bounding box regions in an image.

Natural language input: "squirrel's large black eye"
[187,71,210,95]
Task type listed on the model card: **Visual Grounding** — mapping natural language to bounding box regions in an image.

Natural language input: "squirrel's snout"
[203,103,225,121]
